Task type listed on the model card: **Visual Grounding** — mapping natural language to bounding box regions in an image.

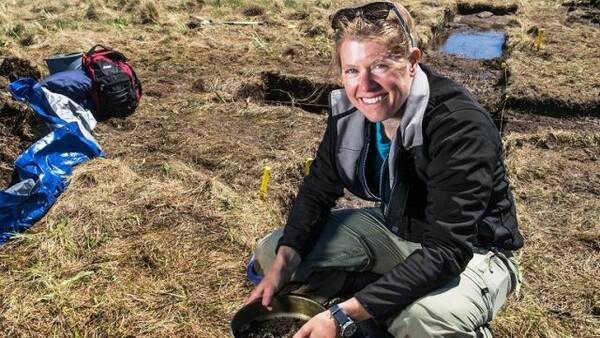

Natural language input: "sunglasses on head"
[330,1,416,48]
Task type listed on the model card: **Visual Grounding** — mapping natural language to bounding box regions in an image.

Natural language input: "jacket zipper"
[359,129,378,200]
[384,137,409,223]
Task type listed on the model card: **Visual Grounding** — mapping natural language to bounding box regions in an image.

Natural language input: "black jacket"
[278,64,524,319]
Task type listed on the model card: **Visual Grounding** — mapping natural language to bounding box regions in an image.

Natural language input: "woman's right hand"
[245,245,301,310]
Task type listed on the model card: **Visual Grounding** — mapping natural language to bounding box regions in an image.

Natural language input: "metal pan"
[230,295,325,337]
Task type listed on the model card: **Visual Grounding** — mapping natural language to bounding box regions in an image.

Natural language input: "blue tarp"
[0,78,104,245]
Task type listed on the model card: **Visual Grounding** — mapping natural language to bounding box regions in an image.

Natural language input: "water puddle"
[439,29,506,60]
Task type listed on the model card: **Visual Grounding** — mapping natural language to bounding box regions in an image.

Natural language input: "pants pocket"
[485,254,513,316]
[465,251,514,319]
[463,264,494,322]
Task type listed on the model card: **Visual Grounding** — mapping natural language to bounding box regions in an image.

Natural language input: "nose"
[358,70,379,92]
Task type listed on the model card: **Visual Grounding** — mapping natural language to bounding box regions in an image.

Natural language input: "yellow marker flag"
[534,28,545,51]
[259,166,271,200]
[304,158,313,177]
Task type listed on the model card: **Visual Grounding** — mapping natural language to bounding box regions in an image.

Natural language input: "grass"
[1,0,599,337]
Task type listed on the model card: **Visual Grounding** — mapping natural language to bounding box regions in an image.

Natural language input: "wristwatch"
[329,304,358,337]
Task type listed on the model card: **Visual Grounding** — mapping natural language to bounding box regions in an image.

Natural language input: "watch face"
[341,322,358,337]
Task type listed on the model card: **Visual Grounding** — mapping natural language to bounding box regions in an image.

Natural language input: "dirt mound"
[0,58,48,188]
[0,57,42,82]
[0,95,34,188]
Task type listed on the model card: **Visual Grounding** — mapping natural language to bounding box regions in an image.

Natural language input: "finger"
[243,294,256,305]
[261,287,274,310]
[244,286,264,305]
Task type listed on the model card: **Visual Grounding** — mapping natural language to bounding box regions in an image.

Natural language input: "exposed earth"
[2,2,598,187]
[0,0,598,337]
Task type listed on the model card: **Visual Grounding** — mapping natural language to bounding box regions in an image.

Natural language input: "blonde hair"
[330,1,418,71]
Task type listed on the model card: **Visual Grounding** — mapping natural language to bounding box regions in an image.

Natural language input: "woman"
[245,2,524,337]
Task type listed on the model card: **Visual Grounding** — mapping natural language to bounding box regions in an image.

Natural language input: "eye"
[372,62,389,73]
[343,68,358,76]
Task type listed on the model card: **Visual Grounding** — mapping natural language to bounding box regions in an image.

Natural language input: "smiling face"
[339,39,418,123]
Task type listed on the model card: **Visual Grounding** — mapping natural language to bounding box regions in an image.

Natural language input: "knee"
[404,302,442,330]
[387,302,459,338]
[253,228,283,273]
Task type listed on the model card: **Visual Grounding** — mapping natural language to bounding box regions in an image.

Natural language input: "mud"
[0,96,39,188]
[447,11,514,30]
[424,52,504,112]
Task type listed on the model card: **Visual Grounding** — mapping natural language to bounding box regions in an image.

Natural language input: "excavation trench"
[238,2,598,121]
[235,71,340,114]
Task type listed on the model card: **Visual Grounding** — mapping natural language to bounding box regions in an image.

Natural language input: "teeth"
[362,96,383,104]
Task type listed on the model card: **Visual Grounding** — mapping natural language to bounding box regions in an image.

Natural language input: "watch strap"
[330,304,348,325]
[329,304,358,337]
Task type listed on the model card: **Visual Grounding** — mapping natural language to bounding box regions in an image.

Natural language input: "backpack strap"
[86,44,130,63]
[86,44,112,55]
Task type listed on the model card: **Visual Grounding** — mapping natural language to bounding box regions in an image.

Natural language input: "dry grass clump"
[499,130,600,337]
[1,96,326,336]
[1,157,246,336]
[242,4,266,17]
[139,0,160,24]
[503,1,600,110]
[85,1,108,21]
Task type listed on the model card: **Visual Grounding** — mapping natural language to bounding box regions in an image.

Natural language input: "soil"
[0,57,42,82]
[0,58,49,187]
[1,5,596,188]
[562,0,600,27]
[237,316,307,338]
[1,22,595,188]
[421,6,599,132]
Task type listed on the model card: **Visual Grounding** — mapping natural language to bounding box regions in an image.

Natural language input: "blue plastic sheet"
[0,78,104,245]
[246,254,264,285]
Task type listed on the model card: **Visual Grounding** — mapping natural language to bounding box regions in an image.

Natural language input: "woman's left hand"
[293,310,338,338]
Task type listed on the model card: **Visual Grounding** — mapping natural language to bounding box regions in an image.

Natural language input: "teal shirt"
[375,122,391,167]
[368,122,391,196]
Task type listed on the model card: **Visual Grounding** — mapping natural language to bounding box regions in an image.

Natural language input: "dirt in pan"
[237,316,307,338]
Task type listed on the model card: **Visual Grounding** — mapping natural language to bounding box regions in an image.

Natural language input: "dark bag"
[82,44,142,118]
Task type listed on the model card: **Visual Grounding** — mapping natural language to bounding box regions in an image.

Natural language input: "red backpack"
[82,44,142,118]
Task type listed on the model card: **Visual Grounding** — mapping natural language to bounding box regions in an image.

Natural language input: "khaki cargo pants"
[254,208,521,338]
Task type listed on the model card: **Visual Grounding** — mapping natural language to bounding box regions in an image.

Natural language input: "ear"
[408,48,421,75]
